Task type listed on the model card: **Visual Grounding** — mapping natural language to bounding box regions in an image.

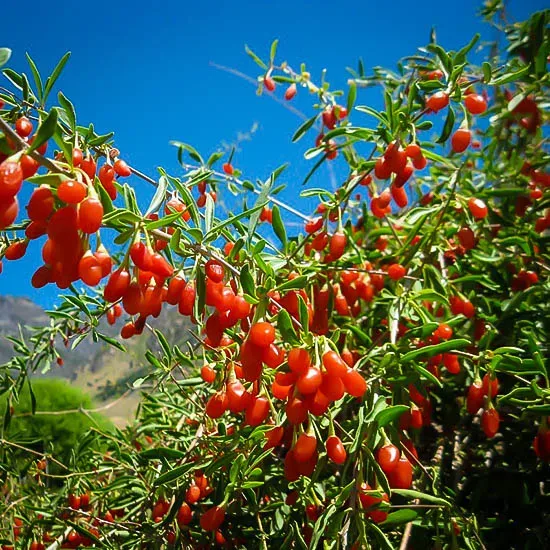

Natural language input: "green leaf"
[2,68,23,90]
[454,33,479,65]
[482,61,492,82]
[154,461,203,486]
[491,64,530,85]
[66,521,103,547]
[368,518,394,550]
[277,309,300,345]
[292,114,318,143]
[381,509,418,526]
[204,202,265,242]
[269,39,279,64]
[159,168,200,226]
[43,52,71,103]
[375,405,409,427]
[400,339,470,363]
[245,44,268,70]
[392,488,451,507]
[170,140,204,165]
[25,53,43,102]
[26,172,69,186]
[58,91,76,131]
[240,264,256,297]
[0,48,11,68]
[146,175,169,216]
[426,43,452,74]
[204,193,215,235]
[276,276,308,292]
[437,104,455,143]
[271,204,287,249]
[247,178,272,245]
[139,448,187,460]
[347,82,357,115]
[27,108,58,153]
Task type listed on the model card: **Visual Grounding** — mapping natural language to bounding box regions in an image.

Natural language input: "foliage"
[0,6,549,550]
[0,378,113,462]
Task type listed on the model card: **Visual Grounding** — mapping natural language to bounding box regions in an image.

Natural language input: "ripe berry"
[288,347,312,375]
[436,323,453,340]
[322,350,348,378]
[15,116,33,137]
[468,197,488,219]
[457,226,475,250]
[464,93,487,115]
[467,379,484,414]
[78,197,104,233]
[451,128,471,153]
[388,263,407,281]
[329,232,347,259]
[426,91,449,113]
[342,368,367,397]
[359,484,389,523]
[113,159,132,177]
[482,373,499,398]
[322,107,337,129]
[200,505,225,531]
[293,433,317,463]
[264,74,276,92]
[326,435,346,464]
[387,456,413,489]
[285,83,297,100]
[248,321,275,348]
[5,240,28,260]
[222,162,234,175]
[0,161,24,199]
[0,196,19,229]
[57,179,87,204]
[481,407,500,438]
[376,444,400,474]
[296,366,323,395]
[205,259,225,282]
[20,154,39,178]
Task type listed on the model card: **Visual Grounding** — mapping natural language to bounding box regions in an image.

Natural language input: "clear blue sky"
[1,0,545,307]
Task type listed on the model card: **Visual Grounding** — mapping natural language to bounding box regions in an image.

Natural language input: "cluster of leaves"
[0,7,549,550]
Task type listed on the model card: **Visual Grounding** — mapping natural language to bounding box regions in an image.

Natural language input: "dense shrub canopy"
[0,5,548,550]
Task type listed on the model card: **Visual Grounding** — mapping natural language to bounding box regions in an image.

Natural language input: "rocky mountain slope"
[0,295,193,425]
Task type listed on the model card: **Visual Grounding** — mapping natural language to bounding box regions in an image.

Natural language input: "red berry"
[387,456,413,489]
[468,197,488,219]
[481,407,500,438]
[248,321,275,348]
[0,196,18,229]
[388,263,407,281]
[113,159,132,177]
[57,179,87,204]
[264,75,276,92]
[326,435,347,464]
[205,259,225,282]
[464,94,487,115]
[78,197,104,233]
[376,444,400,474]
[200,505,225,531]
[285,83,297,100]
[15,116,33,137]
[426,91,449,113]
[0,161,24,199]
[451,128,471,153]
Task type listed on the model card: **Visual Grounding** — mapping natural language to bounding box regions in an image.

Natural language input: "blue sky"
[1,0,546,307]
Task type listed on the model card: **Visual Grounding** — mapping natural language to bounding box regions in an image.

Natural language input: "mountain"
[0,294,194,425]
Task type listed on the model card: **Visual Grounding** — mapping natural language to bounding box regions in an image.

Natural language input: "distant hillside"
[0,294,194,425]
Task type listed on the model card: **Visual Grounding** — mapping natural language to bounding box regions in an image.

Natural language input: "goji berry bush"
[0,6,549,550]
